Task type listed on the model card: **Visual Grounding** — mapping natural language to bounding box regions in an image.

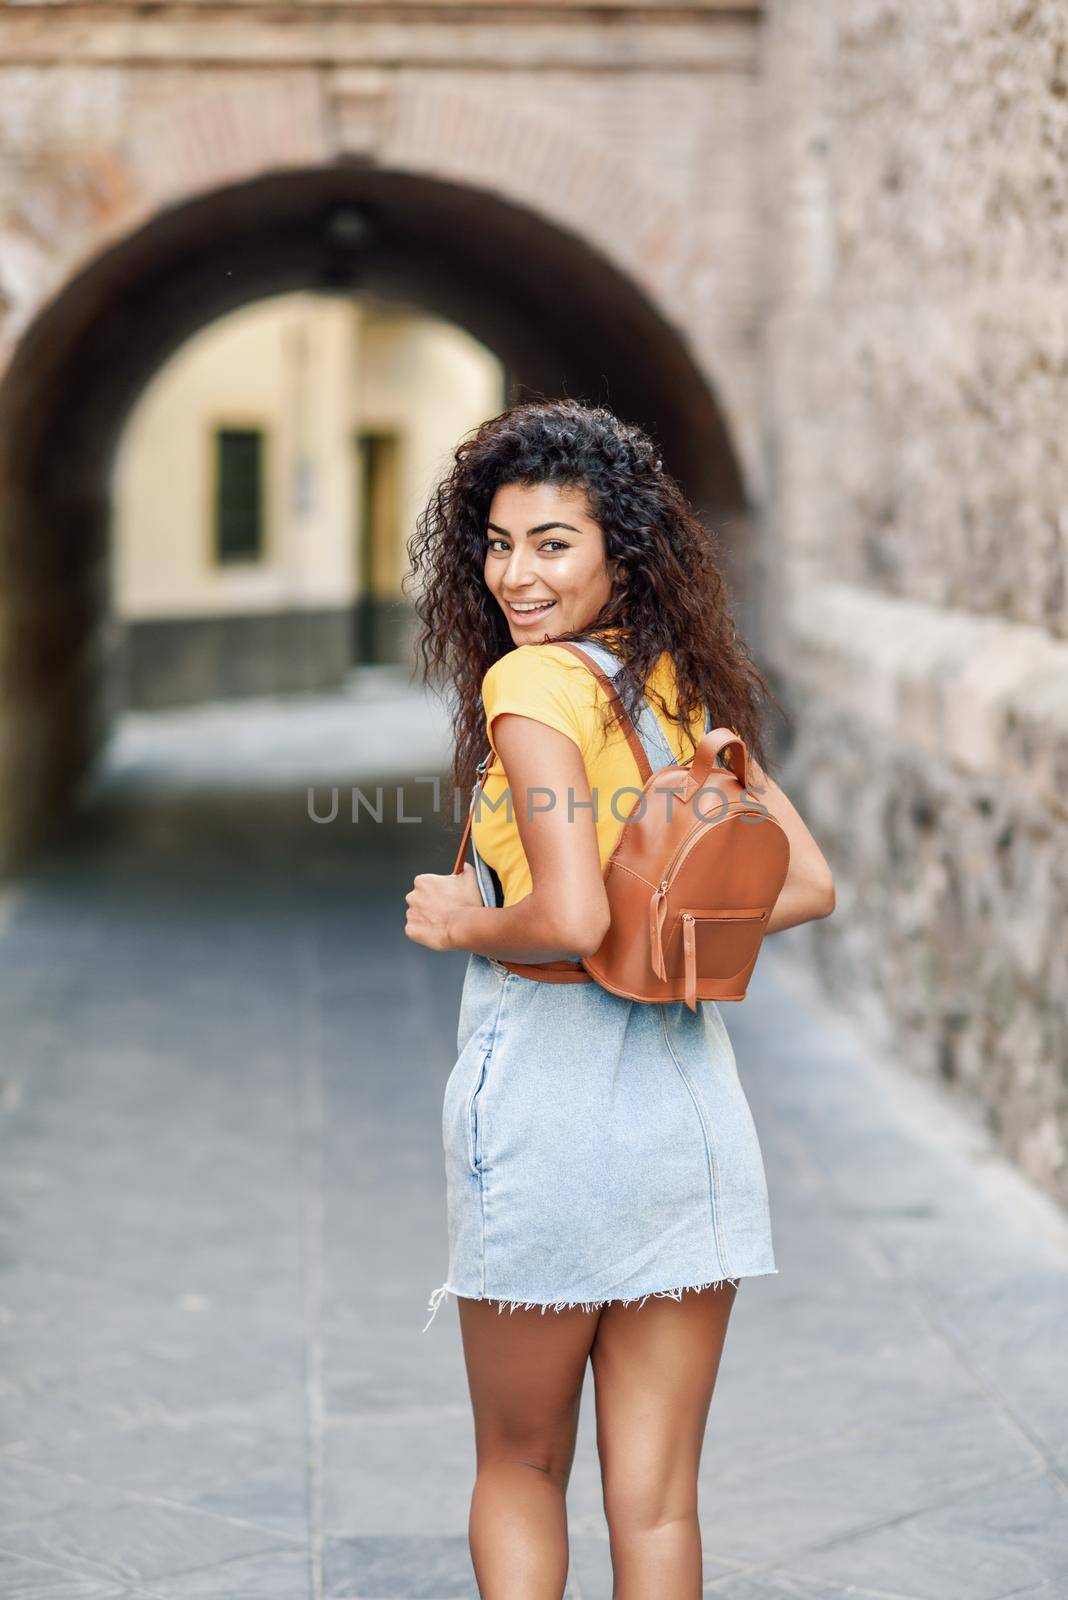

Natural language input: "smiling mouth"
[506,599,557,618]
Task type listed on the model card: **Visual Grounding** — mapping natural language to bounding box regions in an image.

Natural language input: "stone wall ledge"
[0,0,760,8]
[0,11,759,71]
[777,579,1068,821]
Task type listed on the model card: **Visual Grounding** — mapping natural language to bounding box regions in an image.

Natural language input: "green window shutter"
[214,428,264,562]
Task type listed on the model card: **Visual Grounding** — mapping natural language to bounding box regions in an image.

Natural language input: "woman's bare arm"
[742,754,836,934]
[445,713,611,962]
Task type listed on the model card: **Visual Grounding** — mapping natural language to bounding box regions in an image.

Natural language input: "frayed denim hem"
[421,1270,776,1333]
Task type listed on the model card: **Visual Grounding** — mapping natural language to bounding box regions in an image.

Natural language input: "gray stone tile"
[150,1548,312,1598]
[918,1270,1068,1467]
[1,1414,308,1541]
[321,1415,476,1538]
[702,1572,915,1598]
[322,1535,476,1598]
[704,1313,996,1480]
[321,1332,463,1418]
[0,1500,300,1587]
[790,1471,1068,1599]
[696,1393,1039,1568]
[0,1462,94,1529]
[0,1552,129,1599]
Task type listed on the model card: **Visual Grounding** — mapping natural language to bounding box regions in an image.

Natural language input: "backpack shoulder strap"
[552,639,700,778]
[549,640,655,784]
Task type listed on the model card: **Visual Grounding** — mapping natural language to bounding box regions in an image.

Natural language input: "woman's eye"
[486,537,567,554]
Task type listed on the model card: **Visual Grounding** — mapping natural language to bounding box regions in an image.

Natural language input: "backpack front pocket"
[673,906,769,1008]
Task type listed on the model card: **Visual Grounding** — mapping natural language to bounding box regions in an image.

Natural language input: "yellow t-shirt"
[471,640,707,907]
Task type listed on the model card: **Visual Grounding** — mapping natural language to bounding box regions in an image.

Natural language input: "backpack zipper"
[660,793,765,884]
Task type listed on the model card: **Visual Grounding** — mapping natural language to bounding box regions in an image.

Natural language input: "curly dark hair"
[404,397,784,797]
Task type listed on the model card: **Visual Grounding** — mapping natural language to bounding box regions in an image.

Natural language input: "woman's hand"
[405,863,484,952]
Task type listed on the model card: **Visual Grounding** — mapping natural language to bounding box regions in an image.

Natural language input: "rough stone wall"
[760,0,1068,1204]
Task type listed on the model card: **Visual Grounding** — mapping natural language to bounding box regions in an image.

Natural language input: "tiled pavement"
[1,678,1066,1599]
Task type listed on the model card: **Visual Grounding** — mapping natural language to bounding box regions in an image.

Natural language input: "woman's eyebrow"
[487,521,583,537]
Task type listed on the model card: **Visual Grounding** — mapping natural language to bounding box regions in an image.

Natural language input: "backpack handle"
[690,729,750,791]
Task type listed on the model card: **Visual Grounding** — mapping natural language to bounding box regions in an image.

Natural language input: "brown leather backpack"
[450,638,790,1009]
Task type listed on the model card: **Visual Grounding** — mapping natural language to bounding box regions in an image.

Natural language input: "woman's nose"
[504,550,536,583]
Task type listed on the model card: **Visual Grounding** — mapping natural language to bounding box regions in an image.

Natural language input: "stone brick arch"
[0,73,329,353]
[0,74,750,871]
[1,70,711,428]
[373,77,703,323]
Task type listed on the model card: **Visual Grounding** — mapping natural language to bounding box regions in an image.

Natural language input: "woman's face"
[483,480,620,644]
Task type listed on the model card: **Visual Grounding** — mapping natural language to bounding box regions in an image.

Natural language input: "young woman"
[403,399,835,1599]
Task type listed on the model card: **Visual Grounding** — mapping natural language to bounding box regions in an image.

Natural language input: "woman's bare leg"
[457,1296,601,1599]
[590,1282,738,1599]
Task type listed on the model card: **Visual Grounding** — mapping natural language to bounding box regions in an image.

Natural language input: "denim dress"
[422,640,778,1331]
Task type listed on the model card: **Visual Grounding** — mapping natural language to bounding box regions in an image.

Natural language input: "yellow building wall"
[111,292,503,621]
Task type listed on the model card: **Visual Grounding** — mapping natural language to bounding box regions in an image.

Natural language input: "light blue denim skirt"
[422,951,778,1331]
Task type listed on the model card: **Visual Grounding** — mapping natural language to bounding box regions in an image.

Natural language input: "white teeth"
[510,600,555,612]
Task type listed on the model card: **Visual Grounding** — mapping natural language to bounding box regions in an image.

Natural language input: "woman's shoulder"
[480,642,597,700]
[480,643,601,753]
